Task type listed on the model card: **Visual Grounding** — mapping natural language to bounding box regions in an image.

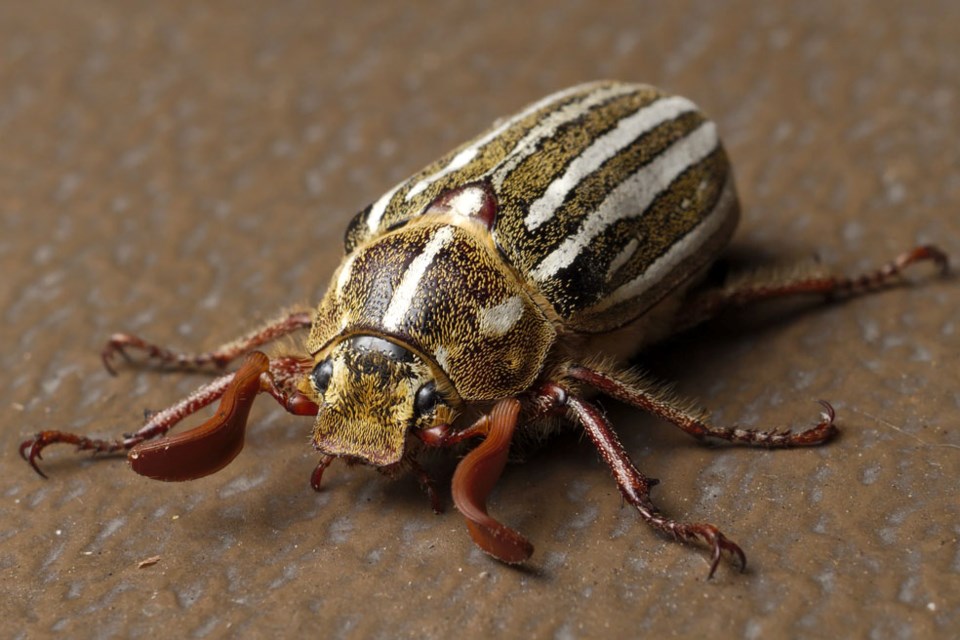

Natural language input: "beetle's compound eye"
[414,381,438,416]
[311,359,334,395]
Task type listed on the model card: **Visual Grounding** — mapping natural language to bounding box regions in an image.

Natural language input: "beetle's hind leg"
[676,244,948,331]
[102,308,312,375]
[567,364,837,447]
[543,383,745,578]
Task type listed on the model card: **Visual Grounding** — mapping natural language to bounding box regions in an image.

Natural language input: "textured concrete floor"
[2,1,958,638]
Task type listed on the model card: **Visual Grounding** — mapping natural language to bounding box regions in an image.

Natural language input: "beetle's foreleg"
[557,386,746,578]
[20,353,315,478]
[259,355,319,416]
[402,454,444,514]
[567,364,837,447]
[309,455,335,492]
[20,368,241,477]
[677,244,948,330]
[128,351,271,480]
[102,308,312,375]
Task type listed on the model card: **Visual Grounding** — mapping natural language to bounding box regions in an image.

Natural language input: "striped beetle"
[22,81,947,577]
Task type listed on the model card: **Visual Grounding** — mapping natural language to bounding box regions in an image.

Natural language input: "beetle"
[21,81,948,577]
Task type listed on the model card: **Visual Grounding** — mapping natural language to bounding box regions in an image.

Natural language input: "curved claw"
[791,400,838,446]
[684,523,747,579]
[451,398,533,564]
[101,340,124,376]
[128,351,269,481]
[19,430,125,479]
[899,244,949,275]
[101,333,149,376]
[19,437,49,479]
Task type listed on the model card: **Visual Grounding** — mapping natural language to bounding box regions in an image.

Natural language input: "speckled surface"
[2,1,958,638]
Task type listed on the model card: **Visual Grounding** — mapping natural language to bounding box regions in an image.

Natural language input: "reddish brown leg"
[128,352,271,480]
[404,454,444,514]
[678,244,949,330]
[102,309,312,374]
[567,365,837,447]
[558,386,745,578]
[417,413,499,448]
[20,354,315,478]
[310,455,335,491]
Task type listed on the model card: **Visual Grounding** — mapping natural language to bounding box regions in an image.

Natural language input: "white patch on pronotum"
[382,226,456,330]
[530,121,719,281]
[479,296,525,337]
[335,253,356,296]
[524,95,698,232]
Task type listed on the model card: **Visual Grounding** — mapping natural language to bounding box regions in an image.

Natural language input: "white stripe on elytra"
[489,83,639,190]
[365,182,404,233]
[402,83,599,202]
[524,95,698,231]
[530,121,719,282]
[382,226,456,330]
[605,237,639,281]
[586,173,736,314]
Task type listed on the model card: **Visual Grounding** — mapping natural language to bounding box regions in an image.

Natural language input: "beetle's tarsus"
[792,399,837,445]
[19,438,49,479]
[894,244,948,276]
[19,430,127,479]
[679,523,747,579]
[101,341,123,376]
[101,332,220,374]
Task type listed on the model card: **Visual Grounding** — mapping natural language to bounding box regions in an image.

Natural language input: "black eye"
[414,381,438,415]
[311,359,334,395]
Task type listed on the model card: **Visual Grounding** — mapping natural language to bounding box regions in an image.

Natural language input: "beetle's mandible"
[21,81,948,577]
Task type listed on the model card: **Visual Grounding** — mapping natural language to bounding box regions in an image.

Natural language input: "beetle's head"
[301,335,453,467]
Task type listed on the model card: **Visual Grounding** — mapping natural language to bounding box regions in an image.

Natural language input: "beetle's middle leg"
[102,308,312,374]
[566,364,837,447]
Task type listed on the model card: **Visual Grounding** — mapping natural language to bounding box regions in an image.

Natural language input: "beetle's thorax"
[309,216,557,400]
[303,216,557,466]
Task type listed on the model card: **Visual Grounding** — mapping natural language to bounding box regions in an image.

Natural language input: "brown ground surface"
[2,1,958,638]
